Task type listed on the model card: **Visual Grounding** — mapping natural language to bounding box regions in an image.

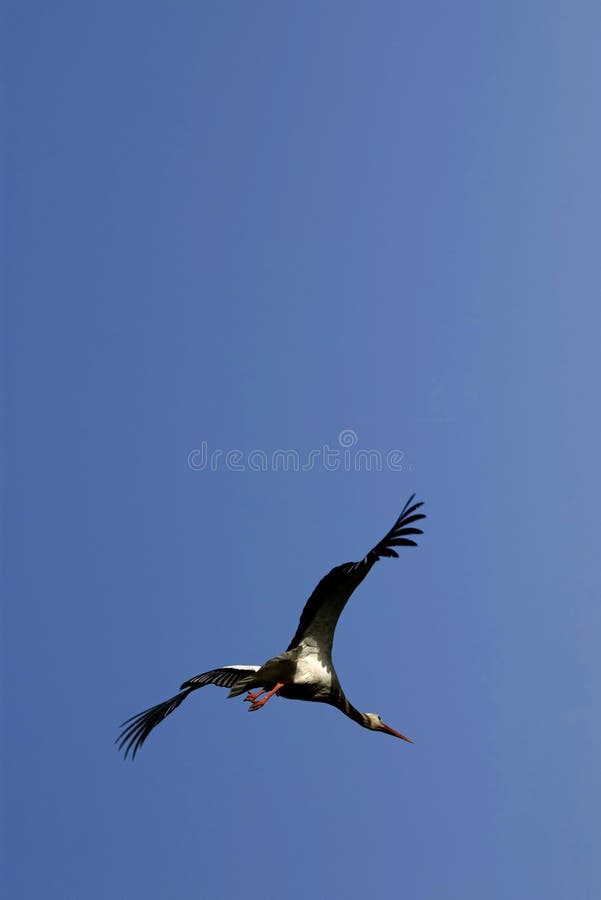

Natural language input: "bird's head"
[363,713,413,743]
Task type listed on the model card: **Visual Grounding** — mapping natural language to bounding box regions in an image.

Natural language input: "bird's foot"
[247,682,285,713]
[248,697,269,712]
[244,689,266,704]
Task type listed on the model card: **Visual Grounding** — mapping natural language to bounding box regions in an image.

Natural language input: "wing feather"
[180,665,260,691]
[116,666,260,759]
[286,496,425,652]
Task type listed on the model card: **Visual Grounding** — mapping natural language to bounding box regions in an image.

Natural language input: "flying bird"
[117,495,425,758]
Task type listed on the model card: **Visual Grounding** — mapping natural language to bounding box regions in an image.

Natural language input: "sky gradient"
[4,3,601,898]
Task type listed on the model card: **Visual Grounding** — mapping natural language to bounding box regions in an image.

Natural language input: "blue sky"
[4,2,600,898]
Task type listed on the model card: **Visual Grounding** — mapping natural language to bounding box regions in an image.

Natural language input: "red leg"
[248,682,285,712]
[244,689,266,703]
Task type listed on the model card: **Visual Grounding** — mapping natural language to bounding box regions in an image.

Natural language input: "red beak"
[379,722,414,743]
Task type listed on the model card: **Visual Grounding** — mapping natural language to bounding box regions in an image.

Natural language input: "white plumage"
[117,495,425,758]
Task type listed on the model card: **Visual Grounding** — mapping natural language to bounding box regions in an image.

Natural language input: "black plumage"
[117,497,425,758]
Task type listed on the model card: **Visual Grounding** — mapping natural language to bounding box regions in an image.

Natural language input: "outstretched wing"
[116,665,260,759]
[179,664,260,691]
[286,496,425,653]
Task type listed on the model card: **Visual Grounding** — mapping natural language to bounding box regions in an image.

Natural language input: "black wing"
[116,666,260,759]
[179,665,260,691]
[286,496,425,653]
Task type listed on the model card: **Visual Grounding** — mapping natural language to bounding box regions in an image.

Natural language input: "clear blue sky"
[4,2,600,898]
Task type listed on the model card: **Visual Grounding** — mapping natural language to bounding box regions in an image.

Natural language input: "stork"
[117,495,425,758]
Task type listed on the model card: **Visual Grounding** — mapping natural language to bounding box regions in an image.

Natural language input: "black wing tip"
[115,712,148,760]
[371,497,426,561]
[400,493,424,514]
[400,501,425,518]
[396,496,426,529]
[115,689,192,760]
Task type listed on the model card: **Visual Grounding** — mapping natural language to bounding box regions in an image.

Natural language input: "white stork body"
[117,496,425,758]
